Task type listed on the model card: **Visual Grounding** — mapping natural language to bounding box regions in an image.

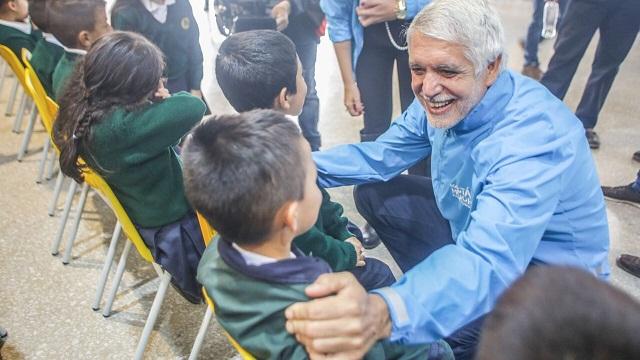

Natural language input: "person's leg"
[348,257,396,291]
[444,315,486,360]
[294,39,322,151]
[574,0,640,130]
[523,0,544,69]
[540,0,603,100]
[354,175,452,272]
[356,22,395,142]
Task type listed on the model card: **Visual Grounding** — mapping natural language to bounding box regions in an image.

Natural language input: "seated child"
[0,0,40,59]
[182,111,453,359]
[215,29,394,291]
[52,31,206,304]
[28,0,64,97]
[46,0,111,99]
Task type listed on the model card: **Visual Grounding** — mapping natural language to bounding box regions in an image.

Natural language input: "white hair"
[407,0,507,76]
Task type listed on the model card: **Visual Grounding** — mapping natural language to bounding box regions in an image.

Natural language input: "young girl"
[53,31,207,304]
[110,0,203,97]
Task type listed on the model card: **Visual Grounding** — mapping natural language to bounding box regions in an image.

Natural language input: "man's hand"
[285,272,392,359]
[271,0,291,32]
[345,237,366,267]
[356,0,397,27]
[344,82,364,116]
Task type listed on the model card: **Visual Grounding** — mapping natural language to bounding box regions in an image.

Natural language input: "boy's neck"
[0,14,23,22]
[236,232,294,260]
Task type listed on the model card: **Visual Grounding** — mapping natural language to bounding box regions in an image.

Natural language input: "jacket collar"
[451,70,513,134]
[218,237,332,284]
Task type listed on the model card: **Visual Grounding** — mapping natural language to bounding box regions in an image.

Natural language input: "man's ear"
[484,55,502,87]
[273,87,290,112]
[77,30,92,50]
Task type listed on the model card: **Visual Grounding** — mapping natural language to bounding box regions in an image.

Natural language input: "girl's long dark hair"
[53,31,165,183]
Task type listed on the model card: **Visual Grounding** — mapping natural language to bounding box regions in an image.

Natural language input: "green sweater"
[52,51,81,100]
[197,240,448,360]
[0,23,41,62]
[30,38,64,97]
[292,187,358,271]
[83,92,206,227]
[111,0,203,91]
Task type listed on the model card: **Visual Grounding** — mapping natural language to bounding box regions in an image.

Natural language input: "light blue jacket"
[320,0,430,71]
[313,70,610,343]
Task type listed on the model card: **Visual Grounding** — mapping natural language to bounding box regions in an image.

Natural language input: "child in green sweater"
[0,0,40,59]
[215,30,395,290]
[28,0,64,97]
[52,31,207,304]
[46,0,111,99]
[182,110,452,359]
[111,0,203,97]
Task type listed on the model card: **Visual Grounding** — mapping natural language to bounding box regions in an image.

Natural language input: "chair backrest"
[24,67,56,134]
[195,214,255,359]
[0,45,28,90]
[81,165,154,263]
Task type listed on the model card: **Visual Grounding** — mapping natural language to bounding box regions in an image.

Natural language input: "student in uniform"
[0,0,40,60]
[111,0,203,98]
[52,31,207,304]
[28,0,64,97]
[46,0,111,99]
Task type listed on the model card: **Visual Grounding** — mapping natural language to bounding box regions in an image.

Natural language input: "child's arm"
[293,226,358,272]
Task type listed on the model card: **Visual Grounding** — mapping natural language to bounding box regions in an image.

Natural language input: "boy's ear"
[273,87,290,112]
[280,200,299,235]
[77,30,92,50]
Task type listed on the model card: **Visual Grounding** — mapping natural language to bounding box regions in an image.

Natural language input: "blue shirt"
[320,0,430,72]
[313,70,610,343]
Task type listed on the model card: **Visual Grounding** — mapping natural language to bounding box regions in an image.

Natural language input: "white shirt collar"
[42,33,63,48]
[140,0,176,24]
[232,243,296,266]
[0,19,32,34]
[61,45,87,56]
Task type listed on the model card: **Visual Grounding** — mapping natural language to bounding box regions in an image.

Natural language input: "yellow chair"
[0,46,38,160]
[0,45,23,119]
[188,214,256,360]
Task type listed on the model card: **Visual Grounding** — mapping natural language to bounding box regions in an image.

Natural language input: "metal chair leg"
[189,306,213,360]
[62,183,90,264]
[45,149,56,180]
[102,240,132,317]
[134,269,172,360]
[48,171,65,216]
[92,222,122,311]
[6,78,18,116]
[0,61,7,93]
[51,180,77,255]
[17,105,38,161]
[36,137,51,183]
[12,92,27,133]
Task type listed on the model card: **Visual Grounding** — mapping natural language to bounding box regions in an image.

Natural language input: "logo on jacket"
[450,184,472,208]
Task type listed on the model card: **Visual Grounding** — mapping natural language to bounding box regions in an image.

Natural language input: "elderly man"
[284,0,610,359]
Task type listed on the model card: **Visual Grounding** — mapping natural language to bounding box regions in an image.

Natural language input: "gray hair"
[407,0,507,76]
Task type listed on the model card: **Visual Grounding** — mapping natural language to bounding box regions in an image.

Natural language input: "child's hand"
[345,237,366,267]
[152,79,170,101]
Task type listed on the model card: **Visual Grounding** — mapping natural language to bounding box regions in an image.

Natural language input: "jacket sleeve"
[372,125,576,343]
[320,0,353,43]
[313,99,431,188]
[293,228,358,272]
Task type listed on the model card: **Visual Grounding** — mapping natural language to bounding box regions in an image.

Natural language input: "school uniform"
[30,33,64,97]
[197,237,453,359]
[0,19,41,61]
[51,48,85,100]
[82,92,207,302]
[111,0,203,93]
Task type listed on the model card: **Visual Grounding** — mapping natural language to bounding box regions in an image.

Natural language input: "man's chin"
[426,115,463,130]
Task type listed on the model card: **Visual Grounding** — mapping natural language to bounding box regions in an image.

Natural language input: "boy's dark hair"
[29,0,49,32]
[216,30,298,112]
[477,266,640,360]
[183,110,305,245]
[47,0,105,49]
[53,31,165,183]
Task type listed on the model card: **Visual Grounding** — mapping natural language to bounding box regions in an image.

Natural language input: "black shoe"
[585,129,600,149]
[602,183,640,205]
[616,254,640,278]
[361,223,381,250]
[633,150,640,163]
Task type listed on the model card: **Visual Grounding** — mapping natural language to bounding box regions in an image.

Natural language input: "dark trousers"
[524,0,569,66]
[540,0,640,129]
[354,175,483,360]
[356,20,414,142]
[295,40,321,151]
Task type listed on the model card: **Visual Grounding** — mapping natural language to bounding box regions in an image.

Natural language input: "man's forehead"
[408,35,469,66]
